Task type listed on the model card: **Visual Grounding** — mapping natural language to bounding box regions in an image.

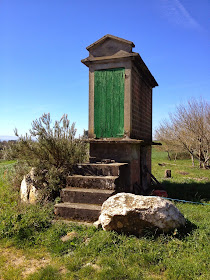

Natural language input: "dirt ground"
[0,246,52,278]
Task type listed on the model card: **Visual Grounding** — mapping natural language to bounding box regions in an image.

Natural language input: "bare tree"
[155,120,182,161]
[155,98,210,169]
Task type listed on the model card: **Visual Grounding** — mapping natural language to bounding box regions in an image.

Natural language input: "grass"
[0,150,209,279]
[152,148,210,202]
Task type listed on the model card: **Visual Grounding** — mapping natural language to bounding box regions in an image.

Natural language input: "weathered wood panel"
[94,68,124,138]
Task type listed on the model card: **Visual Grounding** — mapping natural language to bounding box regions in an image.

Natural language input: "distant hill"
[0,136,18,141]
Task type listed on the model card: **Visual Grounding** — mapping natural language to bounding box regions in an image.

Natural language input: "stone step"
[54,202,101,222]
[61,187,115,205]
[73,162,128,177]
[66,175,119,190]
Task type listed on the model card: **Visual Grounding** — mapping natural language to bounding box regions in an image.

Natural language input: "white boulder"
[98,193,185,235]
[20,168,39,204]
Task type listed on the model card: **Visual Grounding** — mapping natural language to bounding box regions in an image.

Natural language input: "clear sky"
[0,0,209,139]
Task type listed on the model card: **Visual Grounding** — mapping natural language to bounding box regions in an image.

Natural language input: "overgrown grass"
[0,154,209,279]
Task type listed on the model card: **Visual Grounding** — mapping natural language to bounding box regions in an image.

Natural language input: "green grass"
[0,155,209,280]
[0,160,17,165]
[152,148,210,202]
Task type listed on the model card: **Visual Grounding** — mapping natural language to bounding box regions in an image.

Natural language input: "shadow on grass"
[162,181,210,203]
[141,219,198,241]
[175,219,198,239]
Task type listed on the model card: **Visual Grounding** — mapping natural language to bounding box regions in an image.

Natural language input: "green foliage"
[0,203,54,245]
[0,140,17,160]
[38,222,87,255]
[0,162,19,209]
[0,162,54,244]
[11,113,88,201]
[5,144,17,161]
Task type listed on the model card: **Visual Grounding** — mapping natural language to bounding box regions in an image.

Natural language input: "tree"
[11,113,88,201]
[155,121,184,161]
[155,99,210,169]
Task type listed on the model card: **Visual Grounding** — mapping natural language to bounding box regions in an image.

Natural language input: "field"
[152,149,210,202]
[0,149,209,280]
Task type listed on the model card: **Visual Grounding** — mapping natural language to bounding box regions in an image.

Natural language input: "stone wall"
[131,65,152,141]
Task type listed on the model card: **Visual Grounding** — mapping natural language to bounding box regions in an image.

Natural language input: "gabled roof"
[86,34,135,50]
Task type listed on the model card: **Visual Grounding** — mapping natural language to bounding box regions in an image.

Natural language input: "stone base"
[89,139,151,193]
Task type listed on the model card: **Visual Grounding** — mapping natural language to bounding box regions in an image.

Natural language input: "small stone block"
[165,169,171,178]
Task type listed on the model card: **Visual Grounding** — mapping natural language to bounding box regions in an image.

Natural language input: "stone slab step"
[66,175,119,190]
[74,163,128,176]
[61,187,115,204]
[54,202,101,222]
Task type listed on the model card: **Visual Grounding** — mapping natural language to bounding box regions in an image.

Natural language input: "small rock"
[84,263,101,270]
[84,238,91,245]
[61,231,78,242]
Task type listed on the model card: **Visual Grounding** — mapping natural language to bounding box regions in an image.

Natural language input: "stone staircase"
[54,162,129,222]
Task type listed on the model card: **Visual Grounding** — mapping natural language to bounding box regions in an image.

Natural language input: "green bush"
[1,141,18,161]
[11,113,88,201]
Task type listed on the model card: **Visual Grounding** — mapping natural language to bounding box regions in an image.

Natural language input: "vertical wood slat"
[94,68,125,138]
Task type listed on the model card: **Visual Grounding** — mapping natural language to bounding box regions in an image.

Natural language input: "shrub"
[11,113,88,201]
[0,140,18,160]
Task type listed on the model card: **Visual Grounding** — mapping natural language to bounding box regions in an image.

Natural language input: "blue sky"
[0,0,209,139]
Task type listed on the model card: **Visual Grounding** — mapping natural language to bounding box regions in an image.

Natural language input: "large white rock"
[20,168,39,204]
[98,193,185,235]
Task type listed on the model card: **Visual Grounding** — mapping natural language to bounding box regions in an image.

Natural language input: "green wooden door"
[94,68,125,138]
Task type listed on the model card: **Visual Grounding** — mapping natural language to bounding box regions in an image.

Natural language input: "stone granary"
[55,35,158,221]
